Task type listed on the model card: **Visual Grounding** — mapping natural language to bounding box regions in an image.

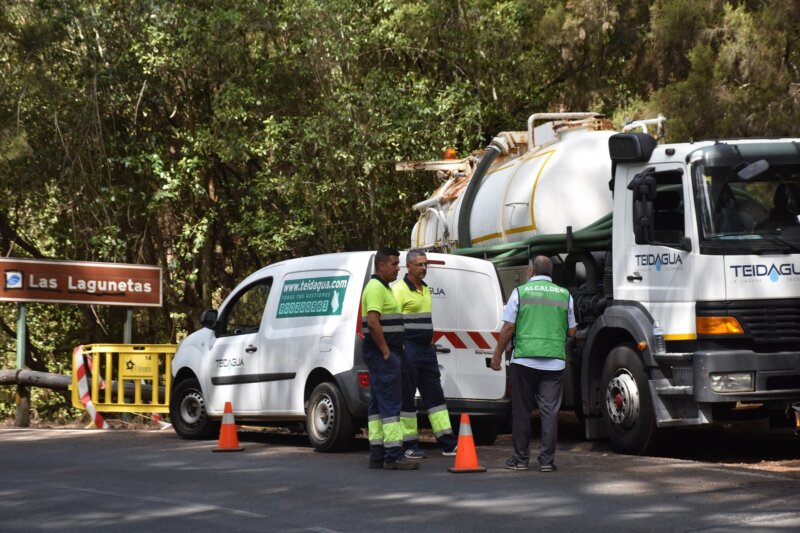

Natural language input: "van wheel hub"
[605,370,640,428]
[180,391,205,426]
[311,394,335,437]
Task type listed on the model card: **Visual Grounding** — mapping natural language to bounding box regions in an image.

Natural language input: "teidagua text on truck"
[169,251,508,451]
[401,112,800,453]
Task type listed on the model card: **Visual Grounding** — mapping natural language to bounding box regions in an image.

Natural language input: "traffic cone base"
[447,413,486,473]
[213,401,244,452]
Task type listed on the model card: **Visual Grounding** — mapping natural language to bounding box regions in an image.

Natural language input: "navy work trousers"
[364,347,403,462]
[401,341,458,450]
[509,362,564,467]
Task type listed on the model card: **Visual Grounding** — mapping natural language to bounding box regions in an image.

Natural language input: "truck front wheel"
[601,345,656,454]
[306,382,355,452]
[170,377,218,440]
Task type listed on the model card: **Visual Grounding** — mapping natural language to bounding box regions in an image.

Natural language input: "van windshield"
[690,141,800,254]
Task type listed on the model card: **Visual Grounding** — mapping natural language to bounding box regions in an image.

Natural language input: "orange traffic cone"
[447,413,486,473]
[213,401,244,452]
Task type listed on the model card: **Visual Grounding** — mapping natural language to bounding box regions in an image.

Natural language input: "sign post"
[15,302,29,427]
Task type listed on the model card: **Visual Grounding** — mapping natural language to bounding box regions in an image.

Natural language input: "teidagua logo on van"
[634,253,683,271]
[729,262,800,283]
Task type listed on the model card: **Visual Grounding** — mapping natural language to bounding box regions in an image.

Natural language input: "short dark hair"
[406,248,426,264]
[531,255,553,276]
[375,247,400,269]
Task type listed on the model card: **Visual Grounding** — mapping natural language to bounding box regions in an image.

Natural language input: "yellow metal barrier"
[71,344,177,413]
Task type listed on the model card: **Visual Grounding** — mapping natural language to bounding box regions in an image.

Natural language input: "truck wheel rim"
[180,391,205,426]
[311,394,334,439]
[605,370,640,428]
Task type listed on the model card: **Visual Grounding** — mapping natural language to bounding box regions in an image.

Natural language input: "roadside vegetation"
[2,0,800,420]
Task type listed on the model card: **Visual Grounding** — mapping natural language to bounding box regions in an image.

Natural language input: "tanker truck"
[399,112,800,454]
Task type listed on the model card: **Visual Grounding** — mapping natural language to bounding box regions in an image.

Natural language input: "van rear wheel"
[306,382,355,452]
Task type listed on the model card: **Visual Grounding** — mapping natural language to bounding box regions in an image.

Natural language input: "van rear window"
[427,269,500,331]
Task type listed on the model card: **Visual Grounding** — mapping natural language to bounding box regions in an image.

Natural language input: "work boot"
[383,458,420,470]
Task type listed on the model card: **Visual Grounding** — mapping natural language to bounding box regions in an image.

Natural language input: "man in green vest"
[490,255,577,472]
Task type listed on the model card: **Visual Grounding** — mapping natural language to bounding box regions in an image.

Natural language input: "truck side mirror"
[201,309,218,329]
[609,133,657,163]
[628,169,657,243]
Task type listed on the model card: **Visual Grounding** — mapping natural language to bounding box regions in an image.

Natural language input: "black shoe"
[540,463,557,473]
[368,459,383,469]
[441,445,457,457]
[383,458,420,470]
[504,456,530,471]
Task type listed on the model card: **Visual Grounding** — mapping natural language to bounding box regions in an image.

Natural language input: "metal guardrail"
[71,344,177,414]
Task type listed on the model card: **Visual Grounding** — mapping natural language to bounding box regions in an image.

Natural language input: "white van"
[169,251,508,451]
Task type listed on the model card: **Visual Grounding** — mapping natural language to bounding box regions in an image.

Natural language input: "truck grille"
[697,300,800,345]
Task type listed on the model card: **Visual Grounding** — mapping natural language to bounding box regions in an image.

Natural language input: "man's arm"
[367,310,391,360]
[490,321,516,371]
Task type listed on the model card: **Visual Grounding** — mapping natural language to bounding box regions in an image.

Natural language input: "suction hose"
[457,136,510,248]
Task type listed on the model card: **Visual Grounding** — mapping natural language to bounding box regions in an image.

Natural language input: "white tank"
[409,115,616,250]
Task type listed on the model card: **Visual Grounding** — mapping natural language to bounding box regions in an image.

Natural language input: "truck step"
[653,352,693,363]
[655,385,693,396]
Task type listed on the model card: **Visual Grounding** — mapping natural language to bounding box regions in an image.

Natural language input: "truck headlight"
[710,372,754,393]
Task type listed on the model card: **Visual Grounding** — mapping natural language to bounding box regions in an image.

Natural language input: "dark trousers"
[510,362,564,466]
[364,348,403,462]
[401,341,458,450]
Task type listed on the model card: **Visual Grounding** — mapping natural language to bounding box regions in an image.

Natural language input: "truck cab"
[584,134,800,452]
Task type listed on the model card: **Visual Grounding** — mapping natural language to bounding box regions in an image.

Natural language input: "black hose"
[457,142,503,248]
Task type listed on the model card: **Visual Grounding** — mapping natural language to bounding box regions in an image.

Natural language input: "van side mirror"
[201,309,218,329]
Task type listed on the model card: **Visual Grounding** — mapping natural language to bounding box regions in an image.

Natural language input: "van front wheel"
[170,377,218,440]
[306,382,355,452]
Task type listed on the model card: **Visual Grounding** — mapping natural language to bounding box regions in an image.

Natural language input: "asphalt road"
[2,416,800,533]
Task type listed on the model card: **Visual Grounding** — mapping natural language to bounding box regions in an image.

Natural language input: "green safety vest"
[514,279,570,359]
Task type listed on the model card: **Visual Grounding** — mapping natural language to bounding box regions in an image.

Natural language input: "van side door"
[205,277,272,414]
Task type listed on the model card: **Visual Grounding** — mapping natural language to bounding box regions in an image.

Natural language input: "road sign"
[0,257,162,307]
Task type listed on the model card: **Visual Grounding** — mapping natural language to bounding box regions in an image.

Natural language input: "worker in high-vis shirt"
[393,249,458,459]
[490,255,577,473]
[362,247,419,471]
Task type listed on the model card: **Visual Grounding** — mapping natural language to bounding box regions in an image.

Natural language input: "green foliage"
[2,0,800,420]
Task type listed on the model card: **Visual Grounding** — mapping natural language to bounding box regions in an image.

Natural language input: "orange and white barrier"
[73,345,108,429]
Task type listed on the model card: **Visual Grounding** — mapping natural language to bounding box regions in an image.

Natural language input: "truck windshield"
[690,142,800,253]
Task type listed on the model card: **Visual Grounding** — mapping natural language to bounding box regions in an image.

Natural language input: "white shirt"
[501,275,577,371]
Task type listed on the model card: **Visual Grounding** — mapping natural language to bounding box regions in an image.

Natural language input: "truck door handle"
[245,345,257,353]
[435,344,451,354]
[627,272,643,282]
